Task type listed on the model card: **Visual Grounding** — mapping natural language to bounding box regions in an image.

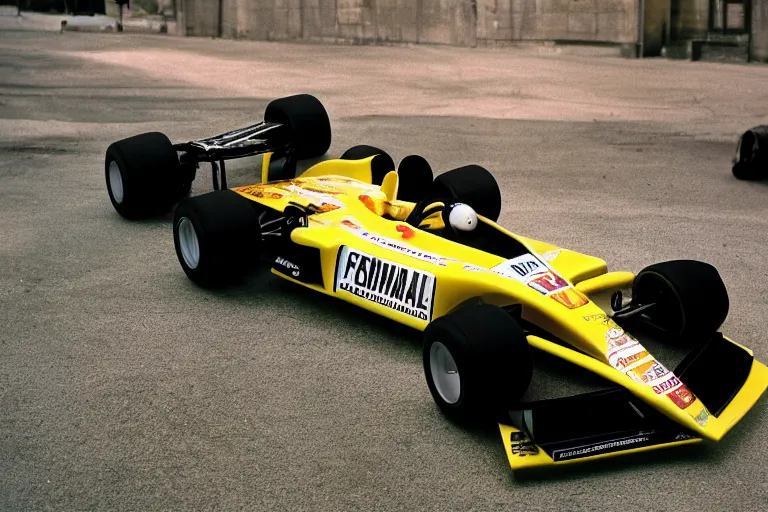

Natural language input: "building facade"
[178,0,767,62]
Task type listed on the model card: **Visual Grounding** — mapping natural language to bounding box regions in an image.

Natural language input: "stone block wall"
[181,0,640,46]
[753,0,768,61]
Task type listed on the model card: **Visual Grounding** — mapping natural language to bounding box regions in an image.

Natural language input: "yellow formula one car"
[104,94,767,471]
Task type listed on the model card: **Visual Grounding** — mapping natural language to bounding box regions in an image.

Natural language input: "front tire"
[631,260,729,342]
[173,190,262,288]
[423,303,532,425]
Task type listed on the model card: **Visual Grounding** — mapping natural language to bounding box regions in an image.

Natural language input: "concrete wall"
[182,0,640,46]
[477,0,639,44]
[753,0,768,61]
[668,0,708,39]
[183,0,219,37]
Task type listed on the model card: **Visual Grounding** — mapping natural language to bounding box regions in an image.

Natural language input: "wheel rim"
[108,161,124,204]
[430,341,461,405]
[177,217,200,270]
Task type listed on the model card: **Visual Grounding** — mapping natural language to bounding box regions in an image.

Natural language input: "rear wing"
[174,121,291,162]
[173,121,299,191]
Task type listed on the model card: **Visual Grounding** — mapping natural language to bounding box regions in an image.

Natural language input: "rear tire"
[105,132,194,220]
[423,303,532,425]
[632,260,729,342]
[172,190,262,288]
[430,165,502,222]
[340,144,396,185]
[264,94,332,160]
[397,155,434,202]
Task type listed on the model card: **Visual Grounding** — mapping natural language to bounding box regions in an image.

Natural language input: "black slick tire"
[632,260,729,342]
[397,155,434,203]
[430,165,502,222]
[264,94,332,160]
[732,125,768,180]
[172,190,262,288]
[340,144,396,185]
[423,303,532,425]
[105,131,193,220]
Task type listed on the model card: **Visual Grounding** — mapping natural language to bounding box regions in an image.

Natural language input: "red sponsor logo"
[528,271,569,294]
[667,385,696,409]
[396,224,415,239]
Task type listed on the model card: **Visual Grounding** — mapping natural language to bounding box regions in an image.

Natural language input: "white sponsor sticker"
[490,254,570,296]
[275,256,300,278]
[462,264,489,273]
[335,246,435,322]
[491,254,547,282]
[337,217,456,267]
[542,249,561,262]
[284,184,345,209]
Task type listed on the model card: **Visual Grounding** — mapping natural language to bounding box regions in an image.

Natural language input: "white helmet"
[447,203,478,232]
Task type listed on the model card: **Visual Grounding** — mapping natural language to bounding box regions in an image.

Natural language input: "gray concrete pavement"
[1,31,767,511]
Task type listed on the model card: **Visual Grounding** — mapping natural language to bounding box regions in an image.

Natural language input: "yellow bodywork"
[236,154,768,470]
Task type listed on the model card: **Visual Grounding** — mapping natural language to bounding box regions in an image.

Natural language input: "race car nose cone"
[449,203,478,232]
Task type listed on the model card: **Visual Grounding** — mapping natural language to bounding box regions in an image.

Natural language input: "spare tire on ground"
[732,125,768,180]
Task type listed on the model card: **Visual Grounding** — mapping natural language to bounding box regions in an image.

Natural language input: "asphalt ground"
[1,30,767,511]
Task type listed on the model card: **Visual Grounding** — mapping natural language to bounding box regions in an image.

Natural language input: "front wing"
[499,333,768,470]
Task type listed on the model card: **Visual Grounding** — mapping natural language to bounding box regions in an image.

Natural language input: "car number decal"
[335,246,435,322]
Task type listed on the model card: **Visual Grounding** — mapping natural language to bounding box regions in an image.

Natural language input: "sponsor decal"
[235,181,343,211]
[527,271,569,294]
[492,254,589,308]
[315,176,382,192]
[463,264,488,273]
[335,246,435,322]
[674,433,697,441]
[396,224,415,239]
[510,432,539,456]
[283,183,344,210]
[492,254,547,282]
[604,327,700,411]
[549,288,590,309]
[621,357,669,384]
[639,361,670,383]
[552,434,651,462]
[275,256,300,278]
[583,313,614,325]
[667,385,697,410]
[652,375,681,395]
[541,249,561,262]
[613,349,650,371]
[605,327,640,355]
[694,408,710,426]
[337,217,455,267]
